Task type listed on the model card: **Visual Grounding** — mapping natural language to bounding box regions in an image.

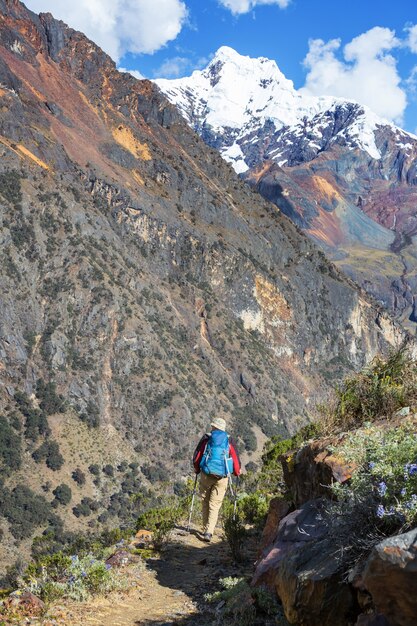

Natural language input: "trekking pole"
[226,465,238,521]
[187,474,198,532]
[232,476,239,521]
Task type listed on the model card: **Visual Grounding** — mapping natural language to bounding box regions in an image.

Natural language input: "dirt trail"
[57,527,244,626]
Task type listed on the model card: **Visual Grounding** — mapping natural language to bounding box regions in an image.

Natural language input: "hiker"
[192,417,241,542]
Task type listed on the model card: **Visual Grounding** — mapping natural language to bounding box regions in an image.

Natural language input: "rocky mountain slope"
[0,1,405,570]
[156,47,417,330]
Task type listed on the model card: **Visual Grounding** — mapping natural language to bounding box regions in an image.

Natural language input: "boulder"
[258,497,291,553]
[282,439,356,506]
[361,528,417,626]
[4,591,45,616]
[132,529,154,549]
[253,499,355,626]
[105,549,132,568]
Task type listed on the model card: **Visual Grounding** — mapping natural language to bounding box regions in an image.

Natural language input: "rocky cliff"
[0,0,406,570]
[156,47,417,331]
[254,415,417,626]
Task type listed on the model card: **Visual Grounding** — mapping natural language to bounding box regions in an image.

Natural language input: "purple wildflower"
[408,464,417,476]
[105,563,112,570]
[376,504,385,518]
[369,462,376,470]
[401,488,407,497]
[377,481,387,496]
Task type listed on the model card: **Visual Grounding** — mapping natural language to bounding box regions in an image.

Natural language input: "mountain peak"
[155,49,417,172]
[203,45,293,90]
[209,45,279,69]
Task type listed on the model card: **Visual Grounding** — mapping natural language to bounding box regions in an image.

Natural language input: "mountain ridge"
[155,47,417,329]
[155,46,416,173]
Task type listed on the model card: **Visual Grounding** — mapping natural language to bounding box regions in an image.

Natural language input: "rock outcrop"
[281,438,357,506]
[254,433,417,626]
[253,499,357,626]
[360,529,417,626]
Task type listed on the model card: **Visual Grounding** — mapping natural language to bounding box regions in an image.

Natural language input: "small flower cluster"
[404,463,417,479]
[331,423,417,528]
[26,552,119,603]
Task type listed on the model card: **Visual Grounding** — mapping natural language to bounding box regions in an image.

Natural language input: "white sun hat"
[210,417,227,431]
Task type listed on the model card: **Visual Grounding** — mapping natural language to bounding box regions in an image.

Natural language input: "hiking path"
[54,527,249,626]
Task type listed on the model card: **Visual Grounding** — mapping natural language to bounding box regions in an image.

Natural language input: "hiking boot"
[203,532,212,542]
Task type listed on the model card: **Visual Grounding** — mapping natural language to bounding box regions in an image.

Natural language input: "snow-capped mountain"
[155,46,414,174]
[156,47,417,330]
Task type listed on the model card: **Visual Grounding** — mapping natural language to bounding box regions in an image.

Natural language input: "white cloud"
[153,53,213,78]
[25,0,188,61]
[406,24,417,53]
[406,66,417,93]
[302,27,407,124]
[153,56,190,78]
[118,67,145,80]
[218,0,290,15]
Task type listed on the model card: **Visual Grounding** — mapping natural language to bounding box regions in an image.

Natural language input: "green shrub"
[72,468,86,485]
[72,503,91,518]
[0,415,22,472]
[245,423,319,495]
[25,552,72,582]
[238,492,269,528]
[89,464,100,475]
[319,344,416,433]
[10,221,35,250]
[24,331,37,357]
[0,485,51,540]
[103,464,114,477]
[121,472,141,494]
[136,503,184,549]
[79,401,100,428]
[47,441,64,470]
[0,170,22,206]
[141,463,169,482]
[316,419,417,576]
[52,484,72,506]
[36,379,66,415]
[32,440,64,470]
[81,497,99,512]
[25,553,123,603]
[206,577,288,625]
[205,577,256,626]
[14,391,50,442]
[222,501,247,563]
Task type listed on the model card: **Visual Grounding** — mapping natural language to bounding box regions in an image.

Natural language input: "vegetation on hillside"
[317,342,416,433]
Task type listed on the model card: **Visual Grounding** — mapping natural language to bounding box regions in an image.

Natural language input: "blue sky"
[26,0,417,132]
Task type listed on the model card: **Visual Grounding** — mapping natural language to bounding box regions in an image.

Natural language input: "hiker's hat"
[211,417,226,431]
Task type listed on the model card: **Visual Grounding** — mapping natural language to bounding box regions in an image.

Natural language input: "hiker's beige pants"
[199,472,228,535]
